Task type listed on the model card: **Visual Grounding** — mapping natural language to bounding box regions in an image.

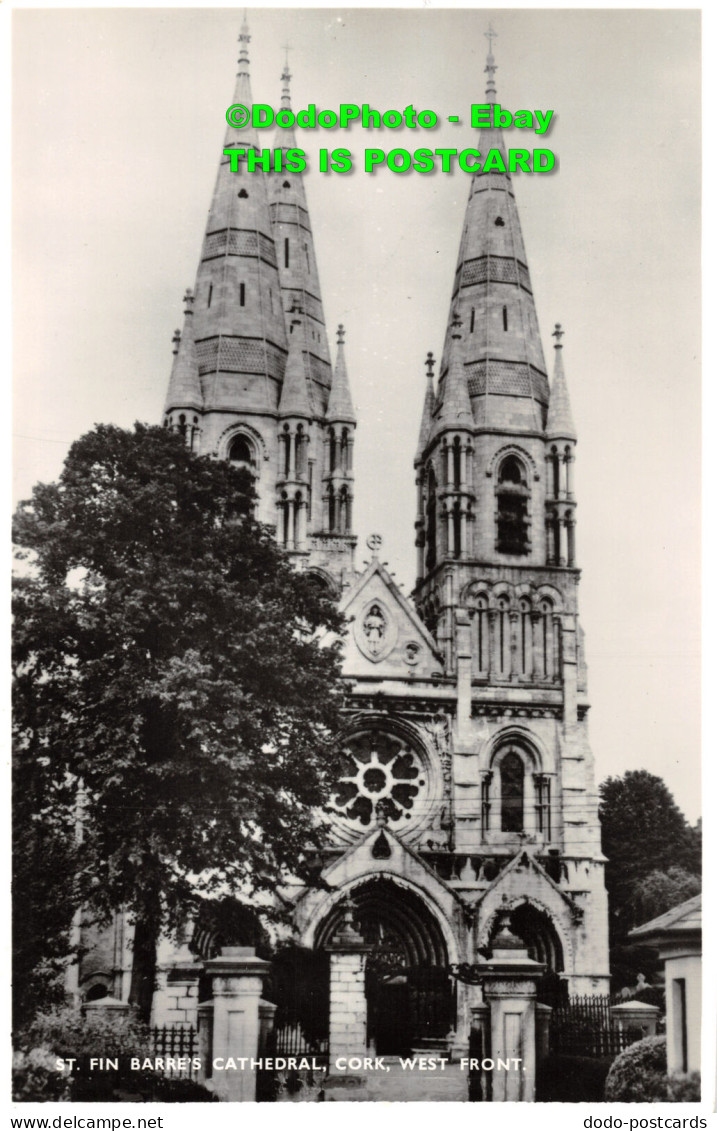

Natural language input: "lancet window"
[500,752,525,833]
[496,455,529,555]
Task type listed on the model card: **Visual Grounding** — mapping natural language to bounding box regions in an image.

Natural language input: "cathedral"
[79,20,610,1056]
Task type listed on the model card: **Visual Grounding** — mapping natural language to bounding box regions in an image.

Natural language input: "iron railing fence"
[149,1025,199,1078]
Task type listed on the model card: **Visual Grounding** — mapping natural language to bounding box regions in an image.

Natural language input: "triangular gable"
[476,848,584,936]
[339,559,443,679]
[292,825,465,949]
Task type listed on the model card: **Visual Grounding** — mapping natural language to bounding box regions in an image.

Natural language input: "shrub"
[17,1003,153,1061]
[604,1036,669,1102]
[667,1073,701,1103]
[12,1049,72,1103]
[537,1055,613,1102]
[13,1004,215,1103]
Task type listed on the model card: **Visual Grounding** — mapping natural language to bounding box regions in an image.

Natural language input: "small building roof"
[629,893,701,943]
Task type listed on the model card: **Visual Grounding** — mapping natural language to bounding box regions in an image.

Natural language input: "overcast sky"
[12,7,701,821]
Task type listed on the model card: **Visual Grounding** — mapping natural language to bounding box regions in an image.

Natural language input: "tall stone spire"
[164,289,202,415]
[189,18,288,418]
[435,33,549,435]
[268,52,332,416]
[546,324,577,441]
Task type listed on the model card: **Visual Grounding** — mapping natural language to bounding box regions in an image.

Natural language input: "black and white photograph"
[11,5,704,1114]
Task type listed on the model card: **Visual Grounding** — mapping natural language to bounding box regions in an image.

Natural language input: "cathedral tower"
[163,24,356,592]
[406,37,607,990]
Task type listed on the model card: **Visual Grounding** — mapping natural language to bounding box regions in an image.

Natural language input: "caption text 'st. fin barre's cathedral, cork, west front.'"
[76,19,611,1070]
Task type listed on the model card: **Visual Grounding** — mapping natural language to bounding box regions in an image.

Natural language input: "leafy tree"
[599,771,701,987]
[631,866,701,926]
[13,424,346,1023]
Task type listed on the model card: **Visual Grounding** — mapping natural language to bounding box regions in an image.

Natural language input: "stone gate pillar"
[326,899,371,1066]
[610,1000,661,1040]
[202,946,271,1102]
[480,913,545,1102]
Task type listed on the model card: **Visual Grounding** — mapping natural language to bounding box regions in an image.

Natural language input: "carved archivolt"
[213,421,269,463]
[486,443,540,481]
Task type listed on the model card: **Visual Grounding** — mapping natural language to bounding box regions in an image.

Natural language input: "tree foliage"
[599,771,701,988]
[13,424,346,1021]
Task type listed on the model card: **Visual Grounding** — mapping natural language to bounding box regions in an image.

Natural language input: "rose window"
[330,731,427,829]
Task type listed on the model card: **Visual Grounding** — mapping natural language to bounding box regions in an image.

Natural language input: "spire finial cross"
[485,24,498,55]
[337,323,346,346]
[426,351,435,378]
[172,328,181,355]
[552,322,564,347]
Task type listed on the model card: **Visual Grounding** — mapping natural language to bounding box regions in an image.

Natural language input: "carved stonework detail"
[354,599,398,663]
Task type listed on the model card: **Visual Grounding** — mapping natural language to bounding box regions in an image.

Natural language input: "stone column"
[479,913,545,1102]
[202,946,271,1102]
[558,515,568,566]
[326,900,371,1067]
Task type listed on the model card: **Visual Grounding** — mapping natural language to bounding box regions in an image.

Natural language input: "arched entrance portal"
[316,880,454,1056]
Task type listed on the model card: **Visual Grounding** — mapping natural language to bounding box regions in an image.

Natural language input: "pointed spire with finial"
[222,17,260,151]
[280,45,292,111]
[326,324,356,423]
[187,17,288,416]
[268,43,333,415]
[485,24,498,103]
[546,323,577,441]
[279,311,313,418]
[438,24,549,435]
[430,313,473,440]
[164,288,203,414]
[415,351,436,462]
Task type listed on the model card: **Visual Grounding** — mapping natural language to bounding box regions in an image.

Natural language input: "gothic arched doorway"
[316,880,455,1056]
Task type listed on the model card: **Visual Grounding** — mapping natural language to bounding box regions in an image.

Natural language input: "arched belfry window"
[500,751,525,833]
[496,455,529,555]
[228,434,256,472]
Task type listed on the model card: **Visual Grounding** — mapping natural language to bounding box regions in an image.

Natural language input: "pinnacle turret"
[326,325,355,423]
[279,314,313,418]
[415,352,436,462]
[164,289,202,414]
[546,324,577,441]
[430,315,474,441]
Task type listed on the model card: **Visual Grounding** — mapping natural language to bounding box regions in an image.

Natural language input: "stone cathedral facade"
[79,24,610,1053]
